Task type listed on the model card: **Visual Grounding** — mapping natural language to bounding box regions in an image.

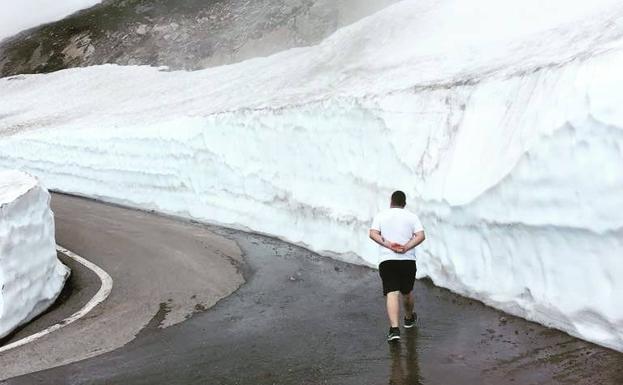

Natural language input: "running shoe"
[387,327,401,342]
[404,312,418,328]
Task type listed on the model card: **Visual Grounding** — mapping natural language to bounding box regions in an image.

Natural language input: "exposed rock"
[0,0,400,77]
[136,24,149,35]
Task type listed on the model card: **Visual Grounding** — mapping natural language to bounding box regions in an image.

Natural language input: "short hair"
[390,190,406,207]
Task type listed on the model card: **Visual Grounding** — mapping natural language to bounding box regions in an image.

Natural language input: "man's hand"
[370,230,412,253]
[389,242,405,253]
[370,230,402,252]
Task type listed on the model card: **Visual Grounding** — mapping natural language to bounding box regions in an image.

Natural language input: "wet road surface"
[2,195,623,384]
[0,193,243,380]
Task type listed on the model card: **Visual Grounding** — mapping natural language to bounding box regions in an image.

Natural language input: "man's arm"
[401,231,425,252]
[369,229,394,250]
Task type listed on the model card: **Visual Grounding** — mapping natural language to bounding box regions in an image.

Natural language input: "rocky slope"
[0,0,398,77]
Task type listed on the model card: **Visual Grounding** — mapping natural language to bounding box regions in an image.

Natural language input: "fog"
[0,0,102,41]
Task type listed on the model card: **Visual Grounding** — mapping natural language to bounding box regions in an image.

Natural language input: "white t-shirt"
[370,208,424,263]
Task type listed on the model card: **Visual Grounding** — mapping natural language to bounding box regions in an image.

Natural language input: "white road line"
[0,245,113,354]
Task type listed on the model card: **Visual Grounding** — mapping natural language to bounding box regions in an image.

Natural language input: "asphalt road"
[2,194,623,384]
[0,193,243,380]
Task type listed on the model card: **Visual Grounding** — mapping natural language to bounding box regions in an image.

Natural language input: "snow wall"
[0,0,622,350]
[0,170,69,339]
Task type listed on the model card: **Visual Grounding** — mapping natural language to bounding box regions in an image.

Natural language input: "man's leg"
[402,290,414,316]
[386,291,401,328]
[400,261,417,325]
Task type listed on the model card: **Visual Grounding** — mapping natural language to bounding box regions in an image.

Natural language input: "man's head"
[390,190,406,208]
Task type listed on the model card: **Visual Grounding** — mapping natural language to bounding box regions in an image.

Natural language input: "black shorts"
[379,260,416,296]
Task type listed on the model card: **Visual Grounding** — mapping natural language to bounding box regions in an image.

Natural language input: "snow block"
[0,170,69,339]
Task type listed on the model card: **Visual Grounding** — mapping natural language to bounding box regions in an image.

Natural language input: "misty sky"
[0,0,102,42]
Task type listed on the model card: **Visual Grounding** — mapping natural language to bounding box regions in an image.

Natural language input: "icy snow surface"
[1,0,622,350]
[0,170,69,339]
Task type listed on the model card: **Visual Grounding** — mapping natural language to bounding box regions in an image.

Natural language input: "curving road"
[1,194,622,384]
[0,193,244,380]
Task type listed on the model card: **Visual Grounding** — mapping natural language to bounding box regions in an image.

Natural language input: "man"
[369,190,425,342]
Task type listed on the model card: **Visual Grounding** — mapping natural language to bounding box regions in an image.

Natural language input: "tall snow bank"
[1,0,622,350]
[0,170,69,339]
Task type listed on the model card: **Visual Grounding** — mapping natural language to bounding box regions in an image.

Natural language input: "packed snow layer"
[0,0,102,42]
[1,0,622,350]
[0,170,69,339]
